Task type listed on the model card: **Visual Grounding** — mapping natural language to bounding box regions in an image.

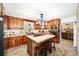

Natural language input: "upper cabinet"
[34,23,41,30]
[45,19,60,29]
[0,3,5,16]
[4,15,35,30]
[4,15,24,29]
[17,18,23,29]
[8,16,17,29]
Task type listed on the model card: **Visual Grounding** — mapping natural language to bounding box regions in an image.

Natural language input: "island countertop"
[27,34,55,43]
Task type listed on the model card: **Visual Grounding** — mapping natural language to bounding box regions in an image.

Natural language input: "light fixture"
[36,14,47,29]
[36,14,47,25]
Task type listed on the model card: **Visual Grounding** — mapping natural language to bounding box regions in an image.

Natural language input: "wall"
[77,5,79,55]
[61,16,76,23]
[61,16,77,47]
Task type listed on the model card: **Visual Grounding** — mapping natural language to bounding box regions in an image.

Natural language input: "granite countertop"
[4,34,27,38]
[27,34,55,43]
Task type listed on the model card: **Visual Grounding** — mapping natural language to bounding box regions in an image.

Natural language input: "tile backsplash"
[4,29,24,36]
[4,29,50,36]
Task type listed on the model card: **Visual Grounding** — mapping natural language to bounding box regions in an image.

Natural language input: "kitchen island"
[27,34,55,56]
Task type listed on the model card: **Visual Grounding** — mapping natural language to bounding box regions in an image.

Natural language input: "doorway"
[60,22,76,55]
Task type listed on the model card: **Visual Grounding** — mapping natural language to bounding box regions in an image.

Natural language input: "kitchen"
[0,3,78,56]
[4,15,60,56]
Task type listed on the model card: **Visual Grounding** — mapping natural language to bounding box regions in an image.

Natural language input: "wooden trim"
[5,15,35,22]
[24,19,35,22]
[48,18,60,23]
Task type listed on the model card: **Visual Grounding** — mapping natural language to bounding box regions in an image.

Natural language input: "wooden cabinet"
[13,36,19,47]
[27,38,52,56]
[4,37,14,49]
[17,18,23,29]
[4,15,35,29]
[4,16,17,29]
[8,16,17,29]
[18,36,23,45]
[4,36,27,49]
[4,38,9,49]
[19,36,24,45]
[4,15,23,29]
[34,23,41,29]
[62,32,73,40]
[27,39,33,56]
[45,19,60,29]
[50,19,60,43]
[21,36,27,44]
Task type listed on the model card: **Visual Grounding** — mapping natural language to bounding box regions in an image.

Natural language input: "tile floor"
[5,38,77,56]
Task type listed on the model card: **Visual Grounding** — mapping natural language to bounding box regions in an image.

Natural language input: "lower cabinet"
[4,37,12,49]
[61,32,73,40]
[51,37,60,43]
[18,36,27,45]
[21,36,27,44]
[4,36,27,49]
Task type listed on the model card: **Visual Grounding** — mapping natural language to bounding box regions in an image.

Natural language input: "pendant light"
[36,14,48,25]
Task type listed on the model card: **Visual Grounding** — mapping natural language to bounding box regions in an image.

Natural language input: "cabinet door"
[22,36,27,44]
[4,16,8,29]
[4,16,24,29]
[4,37,14,49]
[9,37,19,48]
[14,37,19,47]
[8,37,15,48]
[4,38,9,49]
[8,16,17,29]
[17,18,23,29]
[27,39,32,56]
[18,36,27,45]
[7,37,18,48]
[34,23,41,29]
[18,36,23,45]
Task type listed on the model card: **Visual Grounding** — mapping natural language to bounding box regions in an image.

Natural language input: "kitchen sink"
[33,33,43,37]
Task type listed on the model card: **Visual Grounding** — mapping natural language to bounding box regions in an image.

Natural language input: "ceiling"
[3,3,77,21]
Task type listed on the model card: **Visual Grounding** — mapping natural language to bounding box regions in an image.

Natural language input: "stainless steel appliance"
[0,17,4,56]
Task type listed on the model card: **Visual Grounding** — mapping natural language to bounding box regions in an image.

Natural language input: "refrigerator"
[0,17,4,56]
